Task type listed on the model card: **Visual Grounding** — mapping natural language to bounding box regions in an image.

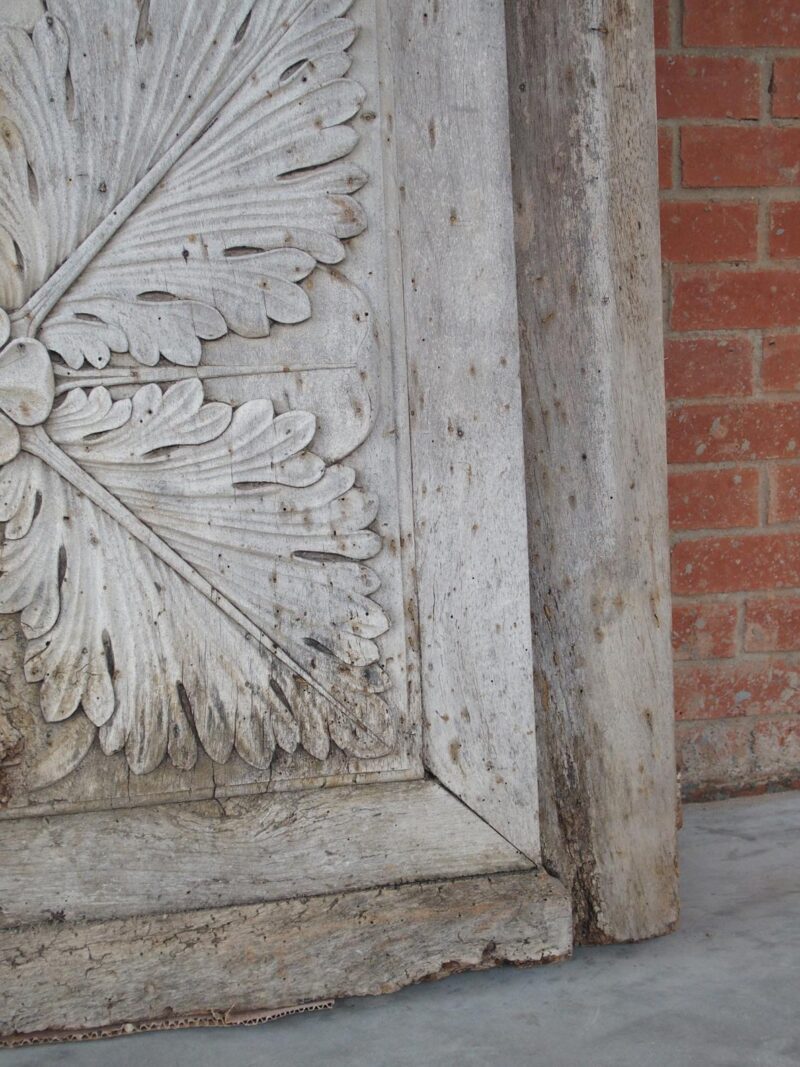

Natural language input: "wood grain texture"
[0,869,571,1037]
[0,780,532,929]
[389,0,540,860]
[505,0,679,942]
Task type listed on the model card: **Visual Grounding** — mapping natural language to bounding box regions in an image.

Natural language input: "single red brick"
[665,337,753,400]
[768,465,800,523]
[672,533,800,594]
[672,270,800,332]
[660,202,757,264]
[678,717,800,796]
[674,659,800,720]
[772,58,800,118]
[668,402,800,463]
[685,0,800,47]
[676,719,731,792]
[750,716,800,774]
[672,601,739,659]
[669,468,760,530]
[682,127,800,189]
[654,0,671,48]
[745,596,800,652]
[769,202,800,260]
[657,56,759,120]
[763,336,800,393]
[658,127,673,191]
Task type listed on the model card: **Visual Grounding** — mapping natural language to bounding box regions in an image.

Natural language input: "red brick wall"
[656,0,800,798]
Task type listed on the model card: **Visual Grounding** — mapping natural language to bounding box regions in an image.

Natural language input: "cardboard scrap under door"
[0,1000,335,1048]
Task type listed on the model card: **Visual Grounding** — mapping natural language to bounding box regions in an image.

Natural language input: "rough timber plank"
[0,780,530,929]
[0,869,571,1037]
[389,0,540,860]
[505,0,680,942]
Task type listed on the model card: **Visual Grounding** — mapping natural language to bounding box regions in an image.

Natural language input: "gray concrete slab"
[3,792,799,1067]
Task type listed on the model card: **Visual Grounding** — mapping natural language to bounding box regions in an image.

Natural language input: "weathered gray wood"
[0,869,571,1037]
[0,780,531,928]
[0,2,580,1039]
[505,0,679,942]
[389,0,540,860]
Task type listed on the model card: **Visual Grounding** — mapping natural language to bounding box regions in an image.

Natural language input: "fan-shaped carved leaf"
[0,440,393,773]
[1,0,366,361]
[48,381,390,679]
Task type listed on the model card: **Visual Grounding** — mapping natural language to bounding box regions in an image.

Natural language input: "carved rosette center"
[0,309,54,463]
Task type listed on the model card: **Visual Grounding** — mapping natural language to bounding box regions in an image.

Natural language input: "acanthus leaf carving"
[0,0,394,785]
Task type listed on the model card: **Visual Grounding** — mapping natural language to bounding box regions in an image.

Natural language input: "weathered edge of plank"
[0,780,532,930]
[0,869,571,1037]
[505,0,680,943]
[389,0,540,859]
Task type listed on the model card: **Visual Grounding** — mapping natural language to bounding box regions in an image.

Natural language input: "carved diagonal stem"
[20,426,381,742]
[53,363,358,396]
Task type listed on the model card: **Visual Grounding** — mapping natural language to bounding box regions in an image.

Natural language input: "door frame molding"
[505,0,680,944]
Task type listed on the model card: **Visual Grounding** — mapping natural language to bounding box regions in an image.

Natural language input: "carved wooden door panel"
[0,0,418,811]
[0,0,566,1038]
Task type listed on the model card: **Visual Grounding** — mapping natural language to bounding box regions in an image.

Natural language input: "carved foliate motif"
[0,0,394,781]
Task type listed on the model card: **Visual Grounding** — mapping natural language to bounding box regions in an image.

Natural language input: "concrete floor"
[4,791,799,1067]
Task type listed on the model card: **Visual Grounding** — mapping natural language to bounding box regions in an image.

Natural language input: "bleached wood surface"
[0,869,571,1037]
[390,0,540,860]
[505,0,679,942]
[0,780,530,928]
